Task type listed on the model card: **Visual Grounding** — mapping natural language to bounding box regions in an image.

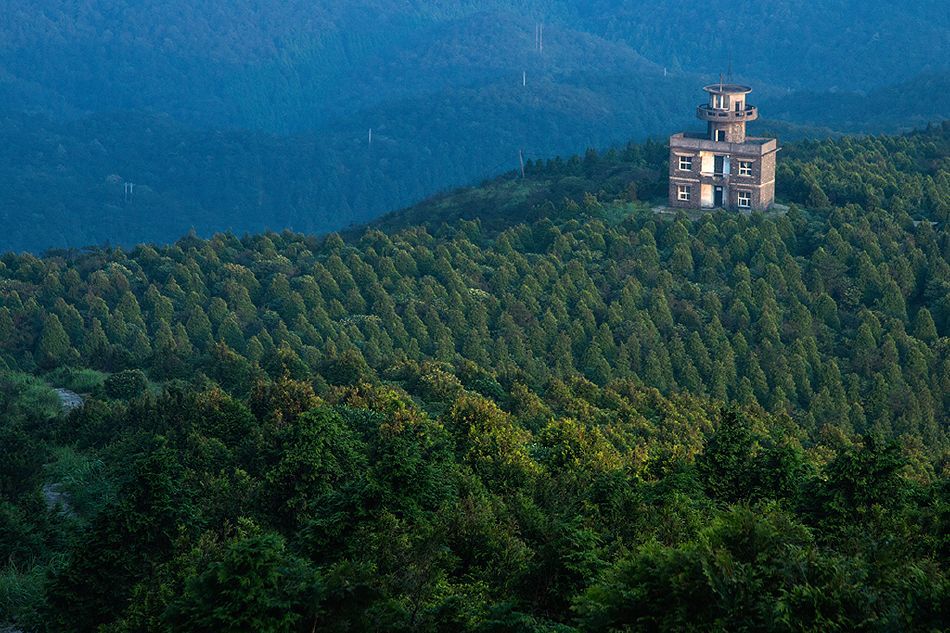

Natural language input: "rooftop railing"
[696,104,758,122]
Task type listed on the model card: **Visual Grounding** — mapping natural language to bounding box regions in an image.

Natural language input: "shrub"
[104,370,148,400]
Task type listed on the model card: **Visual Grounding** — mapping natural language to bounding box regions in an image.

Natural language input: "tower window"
[677,185,691,202]
[738,191,752,208]
[715,130,726,142]
[738,161,752,176]
[678,156,693,171]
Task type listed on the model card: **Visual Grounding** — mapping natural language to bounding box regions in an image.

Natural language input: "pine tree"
[0,307,13,348]
[913,308,938,342]
[164,533,317,632]
[877,278,908,323]
[36,314,72,369]
[218,313,247,352]
[697,407,757,502]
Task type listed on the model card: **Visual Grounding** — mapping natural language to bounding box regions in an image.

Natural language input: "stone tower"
[668,82,778,211]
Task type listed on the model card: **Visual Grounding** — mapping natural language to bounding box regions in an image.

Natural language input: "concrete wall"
[709,121,746,143]
[668,181,697,210]
[668,132,778,211]
[755,149,777,208]
[760,150,777,183]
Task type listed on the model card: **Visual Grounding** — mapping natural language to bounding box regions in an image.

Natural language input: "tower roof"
[703,83,752,95]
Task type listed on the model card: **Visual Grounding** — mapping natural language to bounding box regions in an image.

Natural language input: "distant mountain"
[0,2,947,252]
[1,87,946,253]
[4,1,946,128]
[759,72,950,135]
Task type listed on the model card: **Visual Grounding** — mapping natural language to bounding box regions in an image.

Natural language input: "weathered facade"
[668,83,778,211]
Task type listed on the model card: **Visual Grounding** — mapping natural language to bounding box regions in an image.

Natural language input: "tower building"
[668,82,778,211]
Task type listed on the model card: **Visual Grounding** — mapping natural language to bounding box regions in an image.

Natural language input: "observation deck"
[696,104,758,123]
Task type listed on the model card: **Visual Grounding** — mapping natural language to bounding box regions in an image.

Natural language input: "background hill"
[1,1,948,252]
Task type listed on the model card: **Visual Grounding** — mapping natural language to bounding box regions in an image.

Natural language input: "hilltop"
[376,122,949,232]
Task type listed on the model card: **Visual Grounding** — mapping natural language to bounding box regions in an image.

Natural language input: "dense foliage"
[0,127,947,630]
[1,2,947,252]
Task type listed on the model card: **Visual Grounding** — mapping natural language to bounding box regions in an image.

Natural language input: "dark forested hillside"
[1,1,947,252]
[4,1,946,122]
[0,67,699,253]
[0,127,947,631]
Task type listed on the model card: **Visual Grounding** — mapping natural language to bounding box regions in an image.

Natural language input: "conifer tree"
[36,313,72,369]
[913,308,938,342]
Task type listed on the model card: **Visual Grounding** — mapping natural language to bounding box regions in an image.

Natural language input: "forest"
[0,124,947,631]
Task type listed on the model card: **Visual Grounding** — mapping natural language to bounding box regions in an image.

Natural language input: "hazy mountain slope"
[0,2,947,252]
[3,1,946,129]
[0,12,707,253]
[760,72,950,134]
[0,62,698,253]
[1,2,555,128]
[578,0,949,90]
[2,84,947,253]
